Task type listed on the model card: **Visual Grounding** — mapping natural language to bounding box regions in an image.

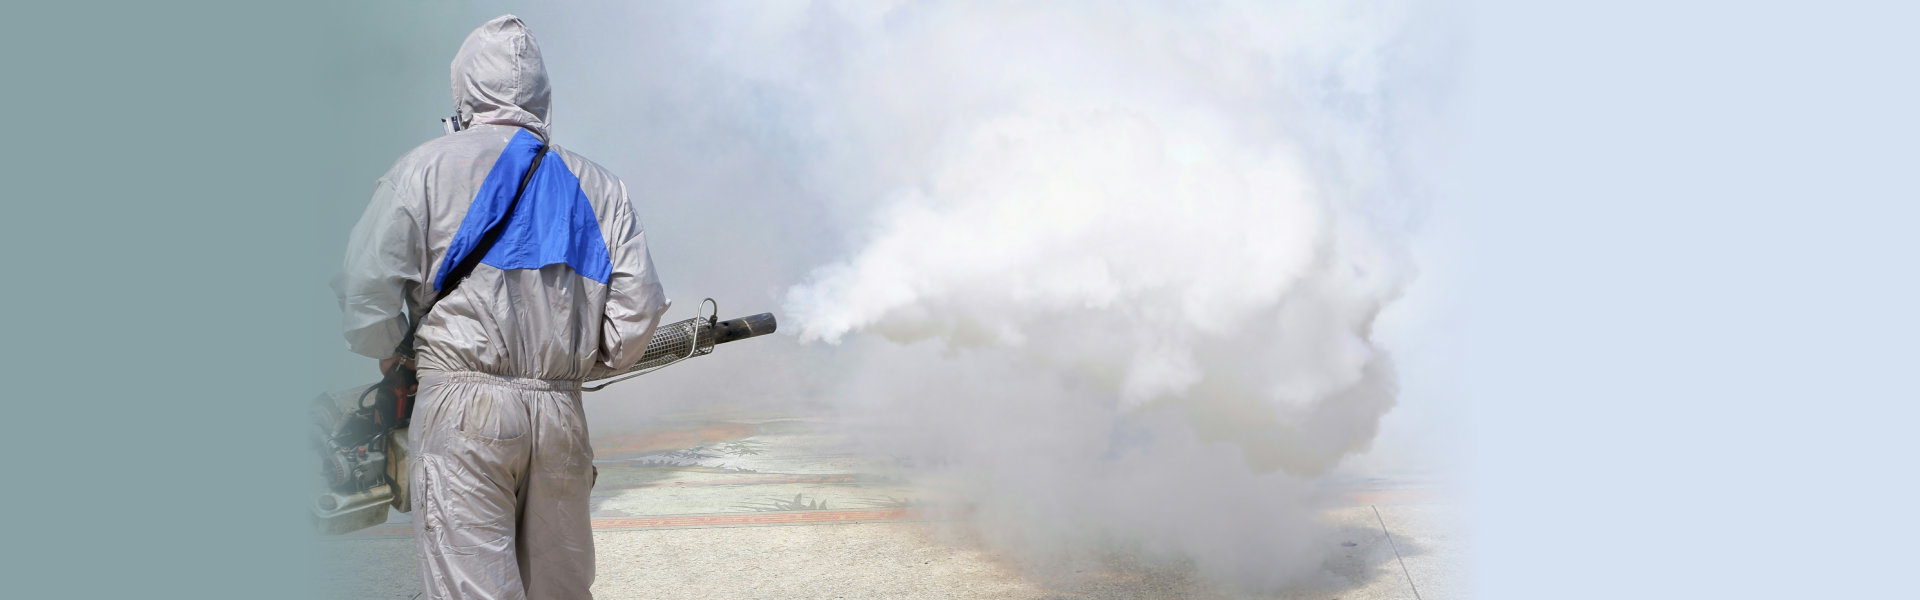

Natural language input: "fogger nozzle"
[714,312,777,344]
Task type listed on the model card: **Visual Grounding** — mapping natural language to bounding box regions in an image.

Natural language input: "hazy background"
[366,1,1460,590]
[4,1,1914,598]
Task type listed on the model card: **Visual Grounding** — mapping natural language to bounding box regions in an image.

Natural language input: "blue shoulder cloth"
[436,129,613,291]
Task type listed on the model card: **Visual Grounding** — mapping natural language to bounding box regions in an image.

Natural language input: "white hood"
[451,14,551,139]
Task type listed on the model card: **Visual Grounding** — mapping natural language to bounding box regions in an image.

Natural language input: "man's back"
[339,125,669,379]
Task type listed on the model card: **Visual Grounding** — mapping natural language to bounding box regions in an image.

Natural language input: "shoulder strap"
[394,143,549,358]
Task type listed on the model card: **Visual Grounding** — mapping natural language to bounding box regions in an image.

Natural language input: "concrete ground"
[320,412,1463,599]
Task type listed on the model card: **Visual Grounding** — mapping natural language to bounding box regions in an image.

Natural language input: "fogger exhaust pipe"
[712,312,778,344]
[584,310,776,391]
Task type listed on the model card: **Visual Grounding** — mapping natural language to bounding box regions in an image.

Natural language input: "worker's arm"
[333,177,427,360]
[591,182,671,378]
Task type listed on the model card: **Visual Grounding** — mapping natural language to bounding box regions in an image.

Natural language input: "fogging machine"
[308,302,776,534]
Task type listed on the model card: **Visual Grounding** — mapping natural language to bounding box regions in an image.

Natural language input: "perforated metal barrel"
[629,316,717,372]
[588,312,777,389]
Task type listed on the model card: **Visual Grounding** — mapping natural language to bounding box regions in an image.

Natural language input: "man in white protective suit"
[334,15,670,599]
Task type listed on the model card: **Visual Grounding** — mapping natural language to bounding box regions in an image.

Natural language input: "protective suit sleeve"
[591,183,670,377]
[333,177,426,359]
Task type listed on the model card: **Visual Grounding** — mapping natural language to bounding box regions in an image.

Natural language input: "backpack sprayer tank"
[310,303,776,534]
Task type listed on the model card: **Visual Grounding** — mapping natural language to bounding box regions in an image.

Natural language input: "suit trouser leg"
[515,388,596,600]
[410,371,595,600]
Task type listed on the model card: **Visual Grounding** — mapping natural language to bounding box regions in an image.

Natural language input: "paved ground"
[318,411,1463,599]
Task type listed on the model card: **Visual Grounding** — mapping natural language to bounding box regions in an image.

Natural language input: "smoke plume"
[543,0,1446,589]
[768,0,1434,587]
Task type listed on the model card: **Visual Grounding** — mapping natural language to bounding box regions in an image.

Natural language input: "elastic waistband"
[418,369,582,392]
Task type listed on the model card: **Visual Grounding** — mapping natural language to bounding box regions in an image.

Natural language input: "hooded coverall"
[334,15,670,600]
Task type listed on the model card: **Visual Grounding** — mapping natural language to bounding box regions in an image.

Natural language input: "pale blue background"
[2,1,1913,598]
[1456,1,1918,597]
